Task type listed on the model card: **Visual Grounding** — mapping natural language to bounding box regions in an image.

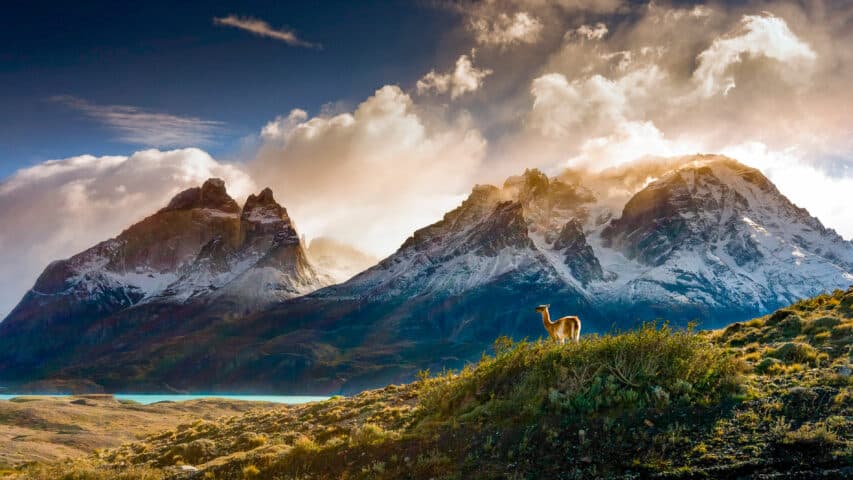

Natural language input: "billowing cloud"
[417,54,493,98]
[528,65,665,139]
[444,0,624,48]
[567,121,699,170]
[251,85,486,257]
[693,14,816,97]
[0,149,255,318]
[470,11,543,46]
[50,95,225,147]
[213,15,320,48]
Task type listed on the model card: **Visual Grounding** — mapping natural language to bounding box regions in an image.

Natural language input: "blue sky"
[0,0,456,177]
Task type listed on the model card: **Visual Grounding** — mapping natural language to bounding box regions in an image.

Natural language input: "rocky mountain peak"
[241,187,290,225]
[160,178,240,214]
[600,156,853,271]
[245,187,277,207]
[503,168,549,199]
[3,178,328,338]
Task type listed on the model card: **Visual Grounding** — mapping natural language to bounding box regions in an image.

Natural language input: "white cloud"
[470,11,543,47]
[568,120,699,170]
[252,85,486,257]
[693,14,816,97]
[551,0,624,13]
[0,149,255,318]
[649,3,713,24]
[51,95,225,147]
[721,142,853,240]
[528,65,665,139]
[417,54,493,99]
[213,15,320,48]
[571,22,608,41]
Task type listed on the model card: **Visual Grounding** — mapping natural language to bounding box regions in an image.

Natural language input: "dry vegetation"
[0,396,278,474]
[3,287,852,479]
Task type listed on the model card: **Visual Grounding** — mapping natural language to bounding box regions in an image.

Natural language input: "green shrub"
[805,316,841,334]
[767,342,820,366]
[778,314,803,337]
[755,357,783,375]
[781,422,841,447]
[831,323,853,340]
[766,310,795,326]
[840,292,853,311]
[349,423,394,446]
[242,464,261,478]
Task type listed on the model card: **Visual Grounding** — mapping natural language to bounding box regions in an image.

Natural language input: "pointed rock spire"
[160,178,240,213]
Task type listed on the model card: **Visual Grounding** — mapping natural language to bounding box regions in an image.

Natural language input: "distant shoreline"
[0,394,330,405]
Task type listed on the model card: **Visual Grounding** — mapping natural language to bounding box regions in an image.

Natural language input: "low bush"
[233,432,268,452]
[766,342,821,366]
[804,316,841,334]
[780,422,841,447]
[831,323,853,339]
[349,423,395,446]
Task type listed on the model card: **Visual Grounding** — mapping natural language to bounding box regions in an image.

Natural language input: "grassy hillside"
[8,287,853,479]
[0,397,280,476]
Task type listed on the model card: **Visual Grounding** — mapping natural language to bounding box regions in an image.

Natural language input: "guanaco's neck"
[540,308,552,328]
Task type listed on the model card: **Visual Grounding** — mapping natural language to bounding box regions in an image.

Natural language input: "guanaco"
[535,304,581,344]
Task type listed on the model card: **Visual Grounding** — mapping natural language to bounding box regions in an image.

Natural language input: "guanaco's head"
[535,304,550,313]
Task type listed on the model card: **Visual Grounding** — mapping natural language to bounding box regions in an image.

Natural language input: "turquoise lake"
[0,394,329,404]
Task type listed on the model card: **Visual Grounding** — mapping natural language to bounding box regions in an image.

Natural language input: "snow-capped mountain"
[154,187,327,308]
[0,179,327,355]
[330,155,853,327]
[592,156,853,320]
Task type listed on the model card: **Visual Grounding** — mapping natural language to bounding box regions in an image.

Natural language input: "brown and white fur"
[535,304,581,345]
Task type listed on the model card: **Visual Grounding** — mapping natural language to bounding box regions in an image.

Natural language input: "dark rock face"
[601,173,698,266]
[193,236,239,275]
[725,233,764,267]
[241,188,304,265]
[602,162,757,266]
[160,178,240,214]
[505,168,595,231]
[554,219,603,285]
[466,201,532,256]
